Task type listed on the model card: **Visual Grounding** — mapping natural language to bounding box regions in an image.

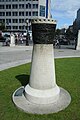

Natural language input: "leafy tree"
[66,28,74,40]
[55,29,61,36]
[0,22,5,31]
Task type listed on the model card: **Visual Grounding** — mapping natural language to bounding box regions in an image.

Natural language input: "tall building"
[73,8,80,35]
[76,9,80,30]
[0,0,51,32]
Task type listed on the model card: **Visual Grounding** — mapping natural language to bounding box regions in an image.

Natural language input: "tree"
[55,29,61,36]
[66,27,74,40]
[0,22,5,31]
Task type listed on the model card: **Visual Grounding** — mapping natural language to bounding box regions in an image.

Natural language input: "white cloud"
[51,0,80,19]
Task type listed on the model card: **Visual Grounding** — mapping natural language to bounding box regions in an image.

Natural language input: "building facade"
[73,8,80,35]
[0,0,51,31]
[76,9,80,30]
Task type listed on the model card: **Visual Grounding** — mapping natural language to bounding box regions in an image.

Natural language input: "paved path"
[0,45,80,71]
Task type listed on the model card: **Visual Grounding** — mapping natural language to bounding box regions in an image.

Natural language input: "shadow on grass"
[16,74,29,86]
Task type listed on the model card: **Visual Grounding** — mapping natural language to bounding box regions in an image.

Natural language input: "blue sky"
[51,0,80,28]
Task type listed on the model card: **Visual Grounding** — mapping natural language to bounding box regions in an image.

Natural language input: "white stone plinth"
[25,44,60,104]
[12,43,71,114]
[10,34,15,47]
[76,30,80,50]
[12,18,71,113]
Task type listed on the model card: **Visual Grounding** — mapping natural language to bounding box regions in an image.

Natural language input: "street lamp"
[26,19,29,46]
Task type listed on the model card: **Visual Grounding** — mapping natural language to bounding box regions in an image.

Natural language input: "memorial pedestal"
[12,19,71,114]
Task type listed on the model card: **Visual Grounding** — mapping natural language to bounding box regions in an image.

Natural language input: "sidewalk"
[0,46,33,71]
[0,45,80,71]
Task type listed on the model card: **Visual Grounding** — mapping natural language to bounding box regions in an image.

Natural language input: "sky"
[51,0,80,29]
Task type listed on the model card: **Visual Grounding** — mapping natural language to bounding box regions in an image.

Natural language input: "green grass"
[0,58,80,120]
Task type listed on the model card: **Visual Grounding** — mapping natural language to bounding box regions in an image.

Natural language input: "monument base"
[12,86,71,114]
[10,44,15,47]
[25,84,60,104]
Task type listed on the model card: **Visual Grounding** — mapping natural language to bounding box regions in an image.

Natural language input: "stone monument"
[12,19,71,114]
[10,33,15,47]
[76,30,80,50]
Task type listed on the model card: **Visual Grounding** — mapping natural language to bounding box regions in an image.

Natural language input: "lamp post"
[26,19,29,46]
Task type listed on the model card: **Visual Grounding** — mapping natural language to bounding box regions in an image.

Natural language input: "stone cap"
[32,18,56,44]
[32,18,57,24]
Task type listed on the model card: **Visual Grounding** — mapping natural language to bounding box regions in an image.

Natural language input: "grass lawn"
[0,58,80,120]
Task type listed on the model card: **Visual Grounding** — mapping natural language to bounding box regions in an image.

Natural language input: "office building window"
[12,4,18,9]
[19,4,24,9]
[0,5,5,9]
[29,12,31,16]
[6,0,11,2]
[29,3,31,9]
[40,5,45,17]
[32,11,38,16]
[29,19,31,23]
[26,4,28,9]
[0,0,5,2]
[26,0,31,1]
[6,5,11,9]
[19,26,24,30]
[28,3,31,9]
[6,19,11,24]
[12,19,18,23]
[13,26,18,29]
[12,0,17,1]
[12,12,18,16]
[26,12,28,16]
[26,3,31,9]
[33,4,38,9]
[0,19,5,23]
[19,0,25,1]
[33,0,38,1]
[19,19,24,23]
[19,12,24,16]
[6,26,11,30]
[6,12,11,16]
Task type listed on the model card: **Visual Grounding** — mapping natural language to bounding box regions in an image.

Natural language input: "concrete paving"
[0,46,32,71]
[0,45,80,71]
